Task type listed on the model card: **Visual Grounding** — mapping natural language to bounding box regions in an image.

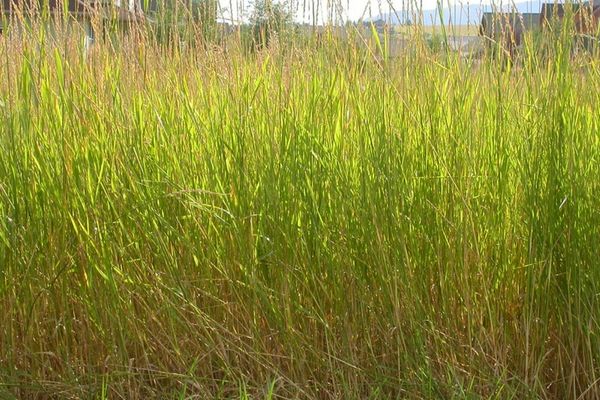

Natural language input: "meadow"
[0,14,599,399]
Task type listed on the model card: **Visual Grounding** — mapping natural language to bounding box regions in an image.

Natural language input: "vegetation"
[248,0,294,48]
[0,7,599,399]
[151,0,219,46]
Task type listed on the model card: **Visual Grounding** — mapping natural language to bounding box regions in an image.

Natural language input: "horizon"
[217,0,550,26]
[217,0,550,24]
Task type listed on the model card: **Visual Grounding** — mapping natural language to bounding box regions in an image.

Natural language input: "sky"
[216,0,525,24]
[216,0,449,22]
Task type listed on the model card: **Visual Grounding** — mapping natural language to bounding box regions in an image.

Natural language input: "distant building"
[479,11,540,52]
[1,1,157,19]
[540,1,600,34]
[540,1,600,51]
[0,1,157,44]
[540,2,566,25]
[1,1,96,46]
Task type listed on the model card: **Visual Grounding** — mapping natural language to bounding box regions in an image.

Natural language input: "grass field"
[0,15,599,399]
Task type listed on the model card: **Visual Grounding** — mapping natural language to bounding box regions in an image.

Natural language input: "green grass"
[0,15,599,399]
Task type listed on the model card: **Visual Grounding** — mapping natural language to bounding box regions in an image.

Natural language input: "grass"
[0,11,599,399]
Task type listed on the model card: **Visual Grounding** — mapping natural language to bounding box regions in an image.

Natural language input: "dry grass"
[0,10,599,400]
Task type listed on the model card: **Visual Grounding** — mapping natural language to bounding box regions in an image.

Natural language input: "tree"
[249,0,293,48]
[192,0,218,41]
[153,0,218,44]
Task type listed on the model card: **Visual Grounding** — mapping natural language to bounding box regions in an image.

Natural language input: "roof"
[480,11,541,37]
[481,12,541,25]
[540,2,599,19]
[540,3,566,22]
[540,2,600,29]
[1,0,100,15]
[0,1,157,17]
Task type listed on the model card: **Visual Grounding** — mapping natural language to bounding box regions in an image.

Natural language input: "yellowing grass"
[0,19,599,399]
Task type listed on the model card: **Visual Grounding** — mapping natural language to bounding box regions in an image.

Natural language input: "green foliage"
[0,17,599,399]
[152,0,218,45]
[425,31,445,53]
[249,0,293,48]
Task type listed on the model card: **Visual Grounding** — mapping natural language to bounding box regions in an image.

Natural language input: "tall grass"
[0,9,599,399]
